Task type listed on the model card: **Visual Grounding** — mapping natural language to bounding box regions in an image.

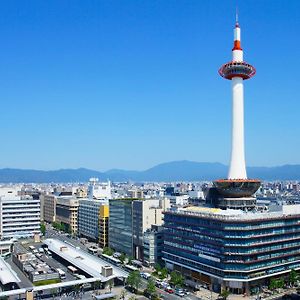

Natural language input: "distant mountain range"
[0,161,300,183]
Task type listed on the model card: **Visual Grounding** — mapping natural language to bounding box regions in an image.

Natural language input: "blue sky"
[0,0,299,171]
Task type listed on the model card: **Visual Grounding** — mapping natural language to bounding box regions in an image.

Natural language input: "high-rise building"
[0,188,40,239]
[109,198,169,259]
[109,199,134,257]
[78,199,109,247]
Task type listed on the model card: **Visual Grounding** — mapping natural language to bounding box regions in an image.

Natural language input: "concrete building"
[78,199,109,248]
[0,188,40,239]
[143,225,163,267]
[89,178,112,200]
[55,196,79,234]
[109,198,169,259]
[42,194,57,223]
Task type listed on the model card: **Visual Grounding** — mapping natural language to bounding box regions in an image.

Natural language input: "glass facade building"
[163,205,300,294]
[109,199,134,257]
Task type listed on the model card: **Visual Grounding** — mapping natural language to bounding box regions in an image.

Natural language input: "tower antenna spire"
[235,6,239,24]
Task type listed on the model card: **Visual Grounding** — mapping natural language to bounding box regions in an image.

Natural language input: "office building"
[78,199,109,247]
[42,194,57,223]
[0,188,40,239]
[109,198,169,259]
[143,225,163,267]
[55,196,79,234]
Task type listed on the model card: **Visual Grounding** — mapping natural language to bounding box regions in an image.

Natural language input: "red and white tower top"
[219,17,256,80]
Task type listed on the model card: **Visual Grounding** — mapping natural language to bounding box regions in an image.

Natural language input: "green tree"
[220,289,230,300]
[50,288,57,300]
[119,290,126,300]
[160,267,168,280]
[93,280,101,291]
[146,278,156,297]
[119,253,126,264]
[103,247,114,256]
[108,280,114,292]
[126,271,141,292]
[40,223,46,235]
[128,256,133,265]
[170,271,184,287]
[289,269,298,285]
[269,278,277,290]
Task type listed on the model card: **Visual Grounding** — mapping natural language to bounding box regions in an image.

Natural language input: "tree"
[119,290,126,300]
[146,278,156,297]
[170,271,184,287]
[153,264,168,279]
[119,253,126,264]
[289,269,298,285]
[93,280,101,291]
[128,256,133,265]
[103,247,114,256]
[160,267,168,280]
[220,289,230,300]
[126,271,141,292]
[40,223,46,235]
[50,288,57,300]
[108,280,114,292]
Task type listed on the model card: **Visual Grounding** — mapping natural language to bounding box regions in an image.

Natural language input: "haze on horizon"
[0,0,299,171]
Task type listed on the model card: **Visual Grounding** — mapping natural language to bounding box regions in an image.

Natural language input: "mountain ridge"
[0,161,300,183]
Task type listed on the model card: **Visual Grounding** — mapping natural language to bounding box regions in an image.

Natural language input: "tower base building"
[163,205,300,295]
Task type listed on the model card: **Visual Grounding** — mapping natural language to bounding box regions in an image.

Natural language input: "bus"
[67,265,78,274]
[29,246,35,251]
[124,264,139,272]
[57,268,66,279]
[101,253,122,266]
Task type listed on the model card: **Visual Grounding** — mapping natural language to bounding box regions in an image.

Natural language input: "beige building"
[42,194,57,223]
[56,197,79,234]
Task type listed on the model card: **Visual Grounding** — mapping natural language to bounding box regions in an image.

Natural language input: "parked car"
[175,288,185,297]
[165,287,174,294]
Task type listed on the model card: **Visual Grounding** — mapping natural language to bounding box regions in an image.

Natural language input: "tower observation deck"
[213,18,260,209]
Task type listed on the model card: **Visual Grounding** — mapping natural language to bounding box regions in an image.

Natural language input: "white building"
[88,178,112,200]
[0,188,40,239]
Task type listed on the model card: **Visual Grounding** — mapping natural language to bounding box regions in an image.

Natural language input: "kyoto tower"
[213,15,261,210]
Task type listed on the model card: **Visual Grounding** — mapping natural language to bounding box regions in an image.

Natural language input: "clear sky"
[0,0,299,171]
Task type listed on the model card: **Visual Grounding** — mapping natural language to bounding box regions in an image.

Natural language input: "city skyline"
[0,1,299,171]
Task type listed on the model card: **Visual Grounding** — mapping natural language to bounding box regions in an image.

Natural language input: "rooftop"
[0,256,21,285]
[44,239,128,282]
[167,204,300,221]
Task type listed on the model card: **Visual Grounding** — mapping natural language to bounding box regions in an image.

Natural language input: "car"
[165,287,174,294]
[175,289,185,297]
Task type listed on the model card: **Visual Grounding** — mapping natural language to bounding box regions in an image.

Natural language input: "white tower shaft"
[228,24,247,179]
[228,77,247,179]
